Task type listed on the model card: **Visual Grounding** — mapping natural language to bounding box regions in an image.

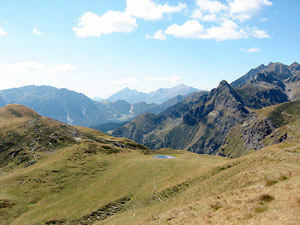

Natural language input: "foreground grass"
[0,136,226,224]
[1,141,299,225]
[100,142,300,225]
[1,104,299,225]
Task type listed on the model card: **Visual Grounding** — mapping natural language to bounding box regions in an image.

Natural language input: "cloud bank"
[0,27,7,36]
[74,0,186,38]
[73,0,272,41]
[0,62,76,74]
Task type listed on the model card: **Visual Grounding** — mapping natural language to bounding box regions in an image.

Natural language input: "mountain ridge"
[112,64,298,155]
[107,84,200,104]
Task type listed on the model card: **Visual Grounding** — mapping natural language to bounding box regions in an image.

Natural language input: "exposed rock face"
[219,99,299,158]
[284,74,300,100]
[231,62,300,87]
[113,72,292,154]
[236,72,290,109]
[240,114,277,150]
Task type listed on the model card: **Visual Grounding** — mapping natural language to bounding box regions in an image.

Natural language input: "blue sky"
[0,0,299,98]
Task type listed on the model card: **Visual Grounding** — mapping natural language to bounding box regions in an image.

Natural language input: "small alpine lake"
[154,155,175,159]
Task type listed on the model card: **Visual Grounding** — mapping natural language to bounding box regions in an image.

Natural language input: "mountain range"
[0,62,299,225]
[113,62,300,155]
[0,84,199,127]
[107,84,199,104]
[0,102,299,224]
[231,62,300,100]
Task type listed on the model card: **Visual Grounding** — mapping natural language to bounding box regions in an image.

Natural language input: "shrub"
[259,194,275,203]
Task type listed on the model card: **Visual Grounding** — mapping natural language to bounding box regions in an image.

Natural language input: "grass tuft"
[210,202,222,211]
[254,205,268,213]
[259,194,275,203]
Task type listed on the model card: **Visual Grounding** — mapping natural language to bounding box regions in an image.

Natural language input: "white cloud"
[163,0,272,41]
[164,19,270,41]
[74,0,187,38]
[73,11,137,38]
[260,17,268,21]
[241,47,260,53]
[0,27,7,36]
[0,61,45,72]
[146,29,166,40]
[146,76,182,82]
[165,20,205,39]
[192,0,272,22]
[204,20,247,40]
[110,78,139,85]
[126,0,186,21]
[48,64,76,73]
[165,20,247,41]
[246,47,260,53]
[32,25,44,36]
[229,0,272,21]
[251,27,270,38]
[195,0,227,14]
[191,9,203,19]
[202,14,218,22]
[0,61,76,74]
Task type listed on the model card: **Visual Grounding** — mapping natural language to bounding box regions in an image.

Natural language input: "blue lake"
[154,155,175,159]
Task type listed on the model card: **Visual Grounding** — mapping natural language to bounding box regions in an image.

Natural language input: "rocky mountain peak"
[251,72,285,90]
[213,80,234,96]
[219,80,229,86]
[289,62,300,70]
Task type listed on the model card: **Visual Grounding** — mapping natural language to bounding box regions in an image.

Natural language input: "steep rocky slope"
[219,99,300,158]
[113,71,293,155]
[0,105,299,225]
[231,62,300,88]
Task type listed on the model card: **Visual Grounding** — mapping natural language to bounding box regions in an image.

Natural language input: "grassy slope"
[0,125,226,224]
[220,100,300,158]
[101,142,300,225]
[1,104,299,225]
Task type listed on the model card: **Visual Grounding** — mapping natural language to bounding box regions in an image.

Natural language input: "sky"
[0,0,299,98]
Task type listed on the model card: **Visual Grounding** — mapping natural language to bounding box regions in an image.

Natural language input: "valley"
[1,1,300,224]
[0,62,299,225]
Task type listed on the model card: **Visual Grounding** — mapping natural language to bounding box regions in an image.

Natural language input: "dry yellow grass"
[1,104,299,225]
[100,143,300,225]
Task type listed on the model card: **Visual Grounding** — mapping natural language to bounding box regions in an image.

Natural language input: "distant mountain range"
[112,62,300,155]
[0,84,200,127]
[107,84,199,104]
[231,62,300,99]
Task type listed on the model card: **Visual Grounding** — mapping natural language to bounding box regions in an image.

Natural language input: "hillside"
[219,99,300,158]
[113,70,294,155]
[101,142,300,225]
[0,106,299,224]
[0,86,110,127]
[0,104,227,224]
[0,85,198,128]
[0,104,150,172]
[92,94,202,133]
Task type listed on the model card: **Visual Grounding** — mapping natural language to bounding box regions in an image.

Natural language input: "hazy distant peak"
[107,84,198,104]
[174,83,188,88]
[290,62,300,69]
